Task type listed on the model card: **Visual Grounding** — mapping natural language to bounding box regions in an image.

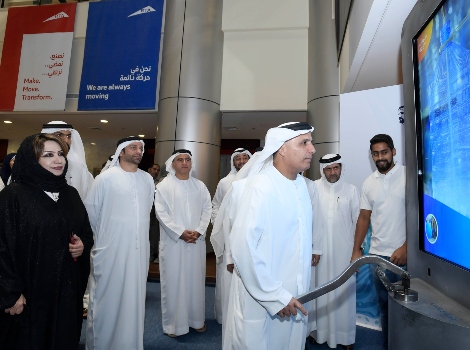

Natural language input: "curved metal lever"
[297,255,410,304]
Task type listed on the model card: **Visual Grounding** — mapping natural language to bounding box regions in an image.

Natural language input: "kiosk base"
[389,278,470,349]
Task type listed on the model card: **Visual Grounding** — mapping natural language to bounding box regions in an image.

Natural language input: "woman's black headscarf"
[0,153,16,186]
[11,134,68,193]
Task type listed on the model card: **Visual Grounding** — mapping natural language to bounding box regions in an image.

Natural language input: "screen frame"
[411,0,470,271]
[402,0,470,310]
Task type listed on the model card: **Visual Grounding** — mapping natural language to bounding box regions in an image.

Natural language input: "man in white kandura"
[41,121,94,201]
[224,122,319,350]
[211,147,252,324]
[148,163,161,263]
[84,136,154,350]
[155,149,212,337]
[308,154,360,350]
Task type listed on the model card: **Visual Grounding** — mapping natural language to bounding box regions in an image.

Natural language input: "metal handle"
[297,255,410,304]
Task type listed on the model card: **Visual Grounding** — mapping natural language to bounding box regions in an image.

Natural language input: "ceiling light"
[138,134,145,137]
[223,126,239,131]
[100,120,108,123]
[91,142,96,145]
[4,121,12,124]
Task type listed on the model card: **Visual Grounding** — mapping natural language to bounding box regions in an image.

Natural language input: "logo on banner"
[128,6,155,17]
[78,0,163,110]
[43,12,70,22]
[398,106,404,124]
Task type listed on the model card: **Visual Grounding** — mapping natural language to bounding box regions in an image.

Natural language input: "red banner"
[0,4,76,111]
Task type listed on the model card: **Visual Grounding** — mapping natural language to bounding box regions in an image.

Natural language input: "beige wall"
[6,139,21,156]
[220,0,308,111]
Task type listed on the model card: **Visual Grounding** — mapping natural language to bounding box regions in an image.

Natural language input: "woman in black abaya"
[0,134,93,349]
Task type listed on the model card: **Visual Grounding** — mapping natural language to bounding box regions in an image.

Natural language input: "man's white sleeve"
[360,179,372,210]
[230,185,292,316]
[83,175,104,235]
[196,183,212,237]
[211,181,224,224]
[154,187,185,242]
[350,186,361,228]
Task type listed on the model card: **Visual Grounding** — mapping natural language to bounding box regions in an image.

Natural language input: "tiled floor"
[148,252,217,284]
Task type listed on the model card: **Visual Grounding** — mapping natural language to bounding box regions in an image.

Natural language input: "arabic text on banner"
[78,0,164,111]
[0,4,76,111]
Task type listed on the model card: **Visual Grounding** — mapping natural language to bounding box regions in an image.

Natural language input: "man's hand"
[351,209,371,272]
[311,254,321,266]
[190,231,201,240]
[350,249,363,273]
[227,264,234,273]
[69,234,84,258]
[5,294,26,315]
[390,242,407,266]
[277,297,307,318]
[350,249,363,263]
[180,230,197,243]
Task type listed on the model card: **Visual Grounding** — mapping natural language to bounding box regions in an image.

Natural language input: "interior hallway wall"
[221,0,308,111]
[83,140,120,175]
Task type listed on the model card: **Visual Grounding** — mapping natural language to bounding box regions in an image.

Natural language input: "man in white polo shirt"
[351,134,406,349]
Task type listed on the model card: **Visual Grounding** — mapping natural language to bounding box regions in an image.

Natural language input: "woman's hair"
[33,133,69,161]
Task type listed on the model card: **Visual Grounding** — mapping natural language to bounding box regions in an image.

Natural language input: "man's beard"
[123,153,142,165]
[326,174,339,183]
[375,159,393,172]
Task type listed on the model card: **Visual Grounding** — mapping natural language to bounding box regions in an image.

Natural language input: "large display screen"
[414,0,470,270]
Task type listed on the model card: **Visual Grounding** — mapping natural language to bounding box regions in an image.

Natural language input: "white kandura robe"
[219,179,249,345]
[311,177,360,347]
[224,165,313,350]
[211,172,236,324]
[211,173,236,223]
[84,166,154,350]
[304,177,325,335]
[155,175,212,336]
[66,156,94,201]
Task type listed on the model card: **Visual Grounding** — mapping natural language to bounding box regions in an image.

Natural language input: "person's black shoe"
[307,336,317,344]
[340,344,354,350]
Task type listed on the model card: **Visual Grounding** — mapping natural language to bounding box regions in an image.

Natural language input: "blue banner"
[78,0,164,110]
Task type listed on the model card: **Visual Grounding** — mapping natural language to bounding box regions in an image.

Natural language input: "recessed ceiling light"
[91,142,96,145]
[100,120,108,123]
[223,126,239,131]
[138,134,145,137]
[4,121,12,124]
